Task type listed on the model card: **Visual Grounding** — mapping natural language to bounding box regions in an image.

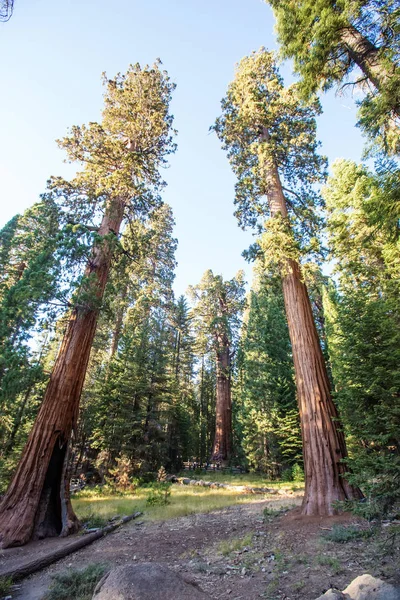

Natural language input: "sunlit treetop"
[187,269,246,355]
[213,49,327,253]
[52,61,177,224]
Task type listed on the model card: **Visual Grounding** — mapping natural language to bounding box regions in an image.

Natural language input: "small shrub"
[105,455,137,493]
[138,471,156,485]
[291,463,304,482]
[157,466,167,482]
[315,555,342,573]
[43,563,108,600]
[322,524,374,543]
[263,507,280,520]
[281,467,293,482]
[0,576,12,597]
[80,512,109,530]
[146,482,172,506]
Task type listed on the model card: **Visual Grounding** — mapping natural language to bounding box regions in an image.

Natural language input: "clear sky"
[0,0,365,296]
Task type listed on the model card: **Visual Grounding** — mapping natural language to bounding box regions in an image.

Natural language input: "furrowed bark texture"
[0,199,125,548]
[263,130,362,515]
[211,341,232,464]
[341,26,392,92]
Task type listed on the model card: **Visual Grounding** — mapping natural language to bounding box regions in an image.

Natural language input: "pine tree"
[0,199,68,475]
[323,159,400,513]
[76,203,180,479]
[236,266,301,476]
[214,49,361,514]
[0,62,176,548]
[188,270,245,464]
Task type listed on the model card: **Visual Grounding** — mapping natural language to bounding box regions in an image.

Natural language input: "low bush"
[322,524,374,543]
[79,512,109,529]
[43,563,108,600]
[0,576,12,597]
[146,482,172,506]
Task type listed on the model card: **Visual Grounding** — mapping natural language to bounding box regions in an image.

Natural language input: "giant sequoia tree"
[188,270,245,464]
[214,49,361,514]
[266,0,400,152]
[0,62,176,548]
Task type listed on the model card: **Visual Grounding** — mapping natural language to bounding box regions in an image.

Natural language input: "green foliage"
[324,159,400,514]
[188,269,246,358]
[145,482,172,506]
[0,576,12,597]
[218,533,253,555]
[43,564,108,600]
[322,525,374,544]
[263,507,281,520]
[80,512,109,529]
[291,464,305,482]
[267,0,400,153]
[213,48,326,257]
[314,555,342,573]
[235,269,302,475]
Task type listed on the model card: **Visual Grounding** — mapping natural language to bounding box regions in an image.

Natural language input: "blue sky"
[0,0,365,296]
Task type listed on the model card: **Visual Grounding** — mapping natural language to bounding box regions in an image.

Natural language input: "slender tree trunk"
[211,339,232,464]
[262,129,362,515]
[0,198,125,548]
[109,282,128,358]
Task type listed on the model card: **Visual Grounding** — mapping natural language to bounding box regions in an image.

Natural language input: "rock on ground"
[316,574,400,600]
[92,562,208,600]
[343,574,400,600]
[315,590,347,600]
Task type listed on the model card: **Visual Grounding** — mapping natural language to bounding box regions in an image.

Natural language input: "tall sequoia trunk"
[0,198,125,548]
[340,25,399,115]
[211,337,232,465]
[262,129,362,515]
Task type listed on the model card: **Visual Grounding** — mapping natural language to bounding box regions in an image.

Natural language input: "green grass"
[218,533,253,555]
[79,512,109,529]
[72,483,269,524]
[177,471,302,489]
[314,555,342,573]
[42,564,107,600]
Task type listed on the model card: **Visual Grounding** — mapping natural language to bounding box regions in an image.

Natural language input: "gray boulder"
[343,574,400,600]
[92,563,208,600]
[315,590,348,600]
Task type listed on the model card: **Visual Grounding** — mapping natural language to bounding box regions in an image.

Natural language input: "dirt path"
[6,495,400,600]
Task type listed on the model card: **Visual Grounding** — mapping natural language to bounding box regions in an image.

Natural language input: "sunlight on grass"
[72,484,273,524]
[218,532,253,555]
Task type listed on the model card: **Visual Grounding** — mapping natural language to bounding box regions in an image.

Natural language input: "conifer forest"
[0,2,399,598]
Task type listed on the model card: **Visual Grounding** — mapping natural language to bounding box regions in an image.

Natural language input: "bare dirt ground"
[4,495,400,600]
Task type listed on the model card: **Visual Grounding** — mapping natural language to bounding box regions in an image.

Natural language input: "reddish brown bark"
[211,339,232,465]
[0,199,125,548]
[340,26,395,94]
[262,129,362,515]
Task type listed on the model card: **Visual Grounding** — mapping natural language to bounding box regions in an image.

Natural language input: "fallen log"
[0,511,142,582]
